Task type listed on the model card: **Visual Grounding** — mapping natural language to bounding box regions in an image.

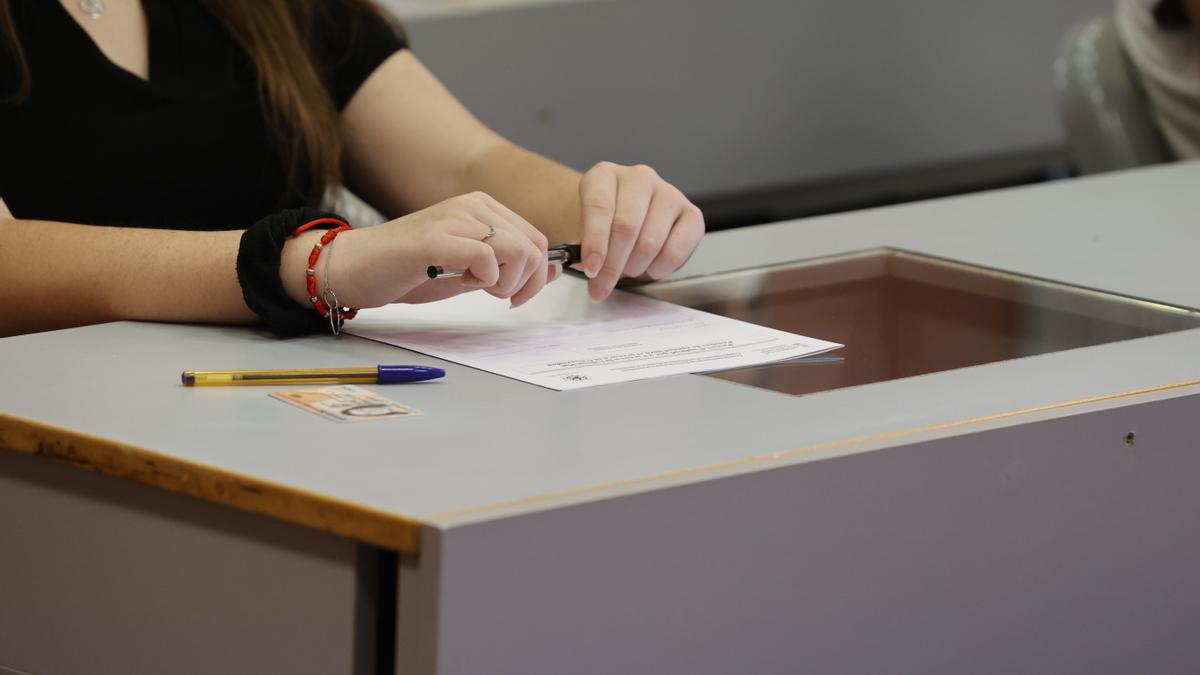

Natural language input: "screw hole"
[1124,431,1136,447]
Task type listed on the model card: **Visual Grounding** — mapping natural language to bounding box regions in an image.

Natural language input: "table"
[2,162,1199,674]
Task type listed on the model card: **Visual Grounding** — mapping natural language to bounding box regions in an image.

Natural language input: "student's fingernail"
[584,254,603,279]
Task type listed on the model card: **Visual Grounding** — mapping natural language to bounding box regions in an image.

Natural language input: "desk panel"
[401,391,1200,674]
[0,452,365,675]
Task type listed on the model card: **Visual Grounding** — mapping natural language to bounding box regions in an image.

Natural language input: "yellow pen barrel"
[182,367,378,386]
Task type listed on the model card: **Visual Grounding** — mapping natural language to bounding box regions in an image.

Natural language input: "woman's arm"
[338,54,580,243]
[0,213,254,336]
[0,193,548,337]
[0,221,248,336]
[338,52,512,220]
[340,51,704,302]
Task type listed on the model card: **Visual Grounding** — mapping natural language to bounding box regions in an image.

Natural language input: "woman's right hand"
[282,192,555,311]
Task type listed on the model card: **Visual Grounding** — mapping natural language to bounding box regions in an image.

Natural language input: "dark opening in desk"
[640,248,1200,396]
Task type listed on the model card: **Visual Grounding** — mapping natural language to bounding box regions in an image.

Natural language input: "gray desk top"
[3,162,1199,551]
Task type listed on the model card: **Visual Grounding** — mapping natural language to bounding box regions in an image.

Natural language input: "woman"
[0,0,704,337]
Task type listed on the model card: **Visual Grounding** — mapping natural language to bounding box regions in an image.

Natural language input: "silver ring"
[481,225,496,242]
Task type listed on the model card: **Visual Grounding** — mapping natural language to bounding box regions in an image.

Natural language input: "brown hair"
[0,0,29,104]
[0,0,389,206]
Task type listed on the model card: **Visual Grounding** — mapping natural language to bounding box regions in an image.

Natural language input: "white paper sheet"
[346,281,842,390]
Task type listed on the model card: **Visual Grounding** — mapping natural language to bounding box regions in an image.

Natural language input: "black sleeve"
[1153,0,1193,29]
[311,1,408,111]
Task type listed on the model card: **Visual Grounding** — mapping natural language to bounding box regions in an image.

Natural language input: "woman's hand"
[575,162,705,302]
[340,53,703,303]
[282,192,555,311]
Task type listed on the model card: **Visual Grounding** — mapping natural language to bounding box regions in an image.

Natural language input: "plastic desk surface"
[2,162,1199,553]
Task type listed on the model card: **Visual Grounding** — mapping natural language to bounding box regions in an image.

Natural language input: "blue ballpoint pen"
[181,365,445,386]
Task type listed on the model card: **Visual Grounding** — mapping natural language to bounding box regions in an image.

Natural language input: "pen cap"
[377,365,446,383]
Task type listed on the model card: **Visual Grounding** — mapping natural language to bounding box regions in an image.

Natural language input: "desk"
[3,163,1200,674]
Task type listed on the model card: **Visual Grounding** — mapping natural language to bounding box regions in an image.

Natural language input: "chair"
[1054,16,1174,174]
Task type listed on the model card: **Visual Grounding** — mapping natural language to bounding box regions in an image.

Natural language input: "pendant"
[79,0,106,20]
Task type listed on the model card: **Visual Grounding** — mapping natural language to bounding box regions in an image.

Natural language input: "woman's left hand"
[575,162,705,302]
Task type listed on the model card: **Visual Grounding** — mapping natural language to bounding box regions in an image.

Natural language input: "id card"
[271,385,422,423]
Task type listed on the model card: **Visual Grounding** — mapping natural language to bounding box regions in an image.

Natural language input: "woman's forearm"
[0,218,256,336]
[338,52,587,244]
[460,141,585,246]
[337,50,704,302]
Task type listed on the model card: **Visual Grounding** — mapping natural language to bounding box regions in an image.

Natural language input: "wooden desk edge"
[6,379,1200,548]
[0,412,423,554]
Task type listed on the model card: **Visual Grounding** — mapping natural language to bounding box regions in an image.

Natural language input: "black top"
[0,0,405,229]
[1154,0,1194,28]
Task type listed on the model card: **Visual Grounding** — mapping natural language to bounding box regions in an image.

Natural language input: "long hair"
[0,0,388,206]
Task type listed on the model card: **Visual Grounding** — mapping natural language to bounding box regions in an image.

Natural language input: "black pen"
[426,244,582,280]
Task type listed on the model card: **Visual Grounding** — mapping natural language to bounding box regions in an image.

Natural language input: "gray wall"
[390,0,1113,198]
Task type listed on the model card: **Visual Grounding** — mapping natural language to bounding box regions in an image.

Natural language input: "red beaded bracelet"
[290,217,358,331]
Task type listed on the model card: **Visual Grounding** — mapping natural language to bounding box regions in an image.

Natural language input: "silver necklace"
[79,0,107,20]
